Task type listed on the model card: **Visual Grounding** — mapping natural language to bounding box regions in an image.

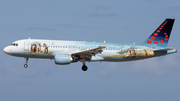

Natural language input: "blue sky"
[0,0,180,101]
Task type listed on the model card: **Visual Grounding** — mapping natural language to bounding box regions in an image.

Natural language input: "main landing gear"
[82,64,88,71]
[24,57,29,68]
[81,60,88,71]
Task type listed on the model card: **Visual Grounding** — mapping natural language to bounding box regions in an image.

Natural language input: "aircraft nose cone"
[3,47,9,54]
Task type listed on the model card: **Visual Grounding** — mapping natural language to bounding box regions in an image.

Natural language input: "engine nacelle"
[55,54,73,65]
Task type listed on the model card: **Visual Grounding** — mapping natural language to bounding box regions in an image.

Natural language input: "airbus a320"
[3,18,177,71]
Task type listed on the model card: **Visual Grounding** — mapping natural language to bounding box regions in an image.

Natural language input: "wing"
[71,46,106,60]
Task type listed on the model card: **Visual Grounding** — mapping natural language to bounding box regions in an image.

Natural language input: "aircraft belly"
[9,53,54,59]
[102,56,155,62]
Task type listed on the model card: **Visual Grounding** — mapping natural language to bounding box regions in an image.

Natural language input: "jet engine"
[55,54,73,65]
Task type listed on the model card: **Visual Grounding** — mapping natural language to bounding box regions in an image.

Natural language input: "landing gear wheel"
[24,64,28,68]
[82,65,88,71]
[24,57,29,68]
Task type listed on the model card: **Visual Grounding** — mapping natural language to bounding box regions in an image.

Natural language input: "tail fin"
[140,18,175,47]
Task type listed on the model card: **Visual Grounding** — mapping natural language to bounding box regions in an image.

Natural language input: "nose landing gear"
[24,57,29,68]
[24,64,28,68]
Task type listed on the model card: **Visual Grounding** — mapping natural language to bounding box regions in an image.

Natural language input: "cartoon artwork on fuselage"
[124,47,136,58]
[123,47,154,58]
[24,42,53,55]
[43,43,48,54]
[104,46,154,59]
[31,43,41,53]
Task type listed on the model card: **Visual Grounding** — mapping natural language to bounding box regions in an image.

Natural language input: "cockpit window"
[10,43,18,46]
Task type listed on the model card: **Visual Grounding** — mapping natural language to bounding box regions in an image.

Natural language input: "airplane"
[3,18,177,71]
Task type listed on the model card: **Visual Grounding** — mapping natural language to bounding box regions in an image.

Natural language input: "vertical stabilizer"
[140,18,175,47]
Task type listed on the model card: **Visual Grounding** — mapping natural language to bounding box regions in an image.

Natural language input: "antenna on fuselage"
[104,40,106,43]
[133,42,135,44]
[28,37,31,40]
